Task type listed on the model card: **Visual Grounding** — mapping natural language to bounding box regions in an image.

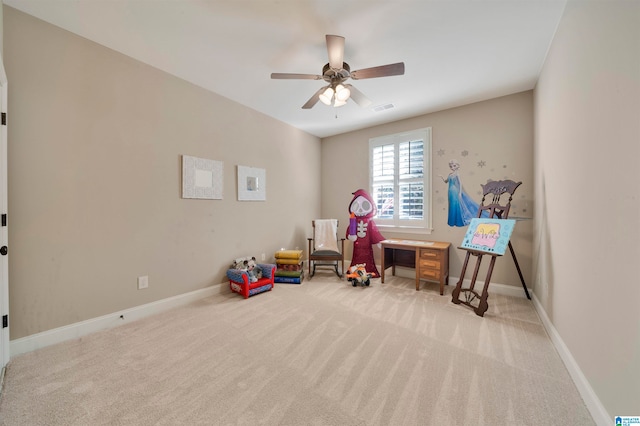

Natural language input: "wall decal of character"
[346,189,386,278]
[439,159,488,227]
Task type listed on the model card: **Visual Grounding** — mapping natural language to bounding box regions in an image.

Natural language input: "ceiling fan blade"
[302,86,328,109]
[347,85,372,108]
[350,62,405,80]
[271,73,322,80]
[326,35,345,70]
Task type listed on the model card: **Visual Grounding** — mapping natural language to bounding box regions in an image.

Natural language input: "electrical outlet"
[137,275,149,290]
[261,253,266,261]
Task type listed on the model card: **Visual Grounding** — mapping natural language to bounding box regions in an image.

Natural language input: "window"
[369,128,432,231]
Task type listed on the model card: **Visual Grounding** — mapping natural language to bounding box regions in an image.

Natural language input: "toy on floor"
[346,189,385,278]
[231,256,263,283]
[346,263,372,287]
[227,257,276,299]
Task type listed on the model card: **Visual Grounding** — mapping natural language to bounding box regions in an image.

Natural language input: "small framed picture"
[237,166,266,201]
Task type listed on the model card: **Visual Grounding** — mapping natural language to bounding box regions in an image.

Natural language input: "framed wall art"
[237,165,266,201]
[182,155,223,200]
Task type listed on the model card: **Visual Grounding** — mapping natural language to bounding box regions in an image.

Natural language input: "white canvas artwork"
[182,155,223,199]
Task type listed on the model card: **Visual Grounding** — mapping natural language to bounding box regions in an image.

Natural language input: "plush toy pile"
[346,263,372,287]
[230,256,263,283]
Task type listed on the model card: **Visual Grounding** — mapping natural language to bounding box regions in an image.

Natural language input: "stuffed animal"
[231,256,263,283]
[230,258,247,271]
[245,257,263,283]
[346,263,371,287]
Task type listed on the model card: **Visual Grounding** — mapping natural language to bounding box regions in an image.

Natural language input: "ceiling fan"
[270,35,405,109]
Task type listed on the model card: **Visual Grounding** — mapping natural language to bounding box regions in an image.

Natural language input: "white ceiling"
[4,0,567,138]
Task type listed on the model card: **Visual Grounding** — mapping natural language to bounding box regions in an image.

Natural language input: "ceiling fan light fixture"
[319,87,334,105]
[333,98,347,107]
[335,84,351,102]
[271,35,405,110]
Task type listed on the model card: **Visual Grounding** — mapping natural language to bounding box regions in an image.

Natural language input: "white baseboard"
[531,293,610,426]
[10,284,222,358]
[453,276,532,298]
[390,265,532,298]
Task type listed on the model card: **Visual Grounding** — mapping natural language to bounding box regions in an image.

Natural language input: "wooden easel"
[451,180,528,317]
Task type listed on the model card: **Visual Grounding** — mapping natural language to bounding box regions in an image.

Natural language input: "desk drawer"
[420,249,442,262]
[419,259,441,270]
[420,267,441,280]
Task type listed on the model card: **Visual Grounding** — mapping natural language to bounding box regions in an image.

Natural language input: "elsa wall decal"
[439,159,488,227]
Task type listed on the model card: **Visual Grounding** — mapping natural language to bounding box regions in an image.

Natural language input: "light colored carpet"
[0,274,595,425]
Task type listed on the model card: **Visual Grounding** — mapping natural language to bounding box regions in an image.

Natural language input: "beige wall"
[322,92,534,288]
[1,4,3,55]
[4,7,321,339]
[534,0,640,417]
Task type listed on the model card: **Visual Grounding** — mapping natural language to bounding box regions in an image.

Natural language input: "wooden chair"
[451,180,527,316]
[307,219,345,279]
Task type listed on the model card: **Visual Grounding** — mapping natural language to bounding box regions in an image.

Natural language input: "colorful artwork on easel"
[460,218,516,255]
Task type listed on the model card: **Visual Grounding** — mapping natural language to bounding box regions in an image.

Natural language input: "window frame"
[369,127,432,233]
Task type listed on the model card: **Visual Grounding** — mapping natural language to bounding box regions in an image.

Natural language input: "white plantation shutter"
[371,144,394,219]
[398,140,424,220]
[369,128,431,230]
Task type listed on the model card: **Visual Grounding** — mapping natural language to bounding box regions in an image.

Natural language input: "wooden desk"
[380,239,451,295]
